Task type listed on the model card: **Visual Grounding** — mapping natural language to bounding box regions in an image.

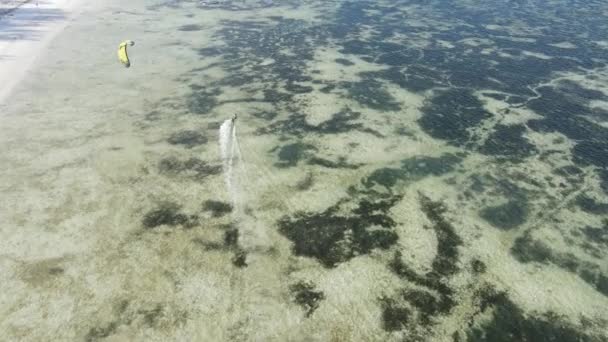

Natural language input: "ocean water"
[1,0,607,340]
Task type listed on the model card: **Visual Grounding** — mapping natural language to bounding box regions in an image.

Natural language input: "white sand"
[0,0,81,104]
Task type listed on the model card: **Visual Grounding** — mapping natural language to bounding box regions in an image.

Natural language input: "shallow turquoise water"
[1,0,607,340]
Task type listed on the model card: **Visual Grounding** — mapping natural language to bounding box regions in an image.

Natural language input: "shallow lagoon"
[1,0,607,340]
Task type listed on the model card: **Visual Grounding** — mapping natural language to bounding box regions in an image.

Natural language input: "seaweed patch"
[385,195,463,330]
[419,194,463,277]
[307,156,362,169]
[178,24,203,31]
[511,234,608,296]
[231,249,248,268]
[471,259,487,274]
[158,156,222,180]
[278,194,401,267]
[340,79,401,111]
[575,195,608,215]
[364,154,463,190]
[142,202,198,229]
[202,200,233,217]
[259,109,382,138]
[479,200,528,230]
[186,88,221,115]
[334,58,354,66]
[289,281,325,317]
[272,142,317,168]
[296,172,314,191]
[379,297,411,332]
[85,321,119,342]
[465,286,604,342]
[418,89,491,147]
[477,124,537,160]
[167,130,208,148]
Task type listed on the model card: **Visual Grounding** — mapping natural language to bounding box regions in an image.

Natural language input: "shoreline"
[0,0,79,105]
[0,0,31,16]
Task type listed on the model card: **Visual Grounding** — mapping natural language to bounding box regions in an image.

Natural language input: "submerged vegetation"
[364,154,463,189]
[465,286,605,342]
[10,0,608,340]
[511,234,608,297]
[142,202,198,229]
[278,194,401,267]
[167,130,208,148]
[158,156,222,180]
[384,194,463,331]
[202,200,233,217]
[289,281,325,317]
[479,200,528,230]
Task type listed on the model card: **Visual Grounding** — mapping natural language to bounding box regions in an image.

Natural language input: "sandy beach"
[0,0,82,104]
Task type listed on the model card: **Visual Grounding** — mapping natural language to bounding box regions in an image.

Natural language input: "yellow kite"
[117,40,135,68]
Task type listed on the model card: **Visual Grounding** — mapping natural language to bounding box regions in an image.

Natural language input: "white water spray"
[219,115,274,253]
[219,115,243,213]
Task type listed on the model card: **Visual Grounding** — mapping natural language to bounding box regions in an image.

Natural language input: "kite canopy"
[117,40,135,68]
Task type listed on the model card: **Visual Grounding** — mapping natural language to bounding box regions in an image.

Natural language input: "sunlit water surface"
[1,0,607,340]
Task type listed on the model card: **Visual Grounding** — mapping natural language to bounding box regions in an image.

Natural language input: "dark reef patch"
[220,226,247,268]
[465,286,604,342]
[471,259,487,274]
[335,58,354,66]
[252,110,278,121]
[386,195,463,330]
[142,202,198,229]
[259,108,382,138]
[84,301,166,341]
[340,79,401,111]
[599,169,608,195]
[580,221,608,247]
[289,281,325,317]
[278,194,401,267]
[380,297,411,332]
[273,142,317,168]
[418,89,491,147]
[186,88,221,115]
[478,124,537,160]
[511,234,608,296]
[511,235,553,264]
[575,195,608,215]
[553,165,584,188]
[557,80,606,101]
[364,154,463,189]
[573,219,608,258]
[296,172,314,191]
[573,141,608,168]
[419,194,463,277]
[224,228,239,248]
[158,156,221,180]
[85,321,119,342]
[202,200,233,217]
[138,304,164,327]
[167,130,208,148]
[479,200,528,230]
[307,156,362,169]
[193,231,239,251]
[401,289,442,326]
[192,238,224,251]
[231,249,248,268]
[178,24,203,31]
[526,86,608,168]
